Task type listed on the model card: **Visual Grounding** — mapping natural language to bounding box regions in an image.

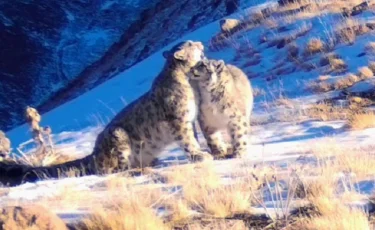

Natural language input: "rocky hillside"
[0,0,254,132]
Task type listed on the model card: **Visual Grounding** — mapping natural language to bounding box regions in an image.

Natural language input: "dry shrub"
[311,139,375,180]
[164,198,192,224]
[365,42,375,54]
[336,18,370,45]
[304,38,324,55]
[334,73,360,90]
[349,96,364,104]
[318,75,330,81]
[348,96,372,110]
[253,87,266,97]
[293,205,370,230]
[0,205,68,230]
[306,81,333,93]
[76,187,168,230]
[163,162,220,188]
[77,198,168,230]
[348,111,375,130]
[174,162,252,218]
[328,58,347,72]
[183,180,252,218]
[357,66,374,80]
[303,103,348,121]
[368,61,375,73]
[274,97,295,109]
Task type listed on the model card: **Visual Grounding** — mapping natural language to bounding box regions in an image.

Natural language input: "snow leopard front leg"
[170,118,213,163]
[105,126,132,172]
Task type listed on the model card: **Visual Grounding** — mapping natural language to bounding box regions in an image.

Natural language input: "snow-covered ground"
[3,0,375,226]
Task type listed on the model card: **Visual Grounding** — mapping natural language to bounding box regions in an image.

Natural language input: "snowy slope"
[3,0,375,226]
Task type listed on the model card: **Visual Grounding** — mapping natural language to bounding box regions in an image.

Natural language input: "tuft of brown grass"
[164,198,193,224]
[348,111,375,130]
[306,81,333,93]
[304,38,324,55]
[334,73,360,90]
[318,75,330,81]
[336,18,370,45]
[368,61,375,73]
[292,205,371,230]
[365,42,375,54]
[328,58,347,72]
[183,180,252,218]
[76,198,168,230]
[167,162,253,218]
[303,103,349,121]
[357,66,374,80]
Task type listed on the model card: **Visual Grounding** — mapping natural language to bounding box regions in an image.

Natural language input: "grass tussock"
[357,66,374,80]
[303,103,349,121]
[304,38,324,55]
[334,73,360,90]
[292,205,371,230]
[348,111,375,130]
[184,181,252,218]
[365,41,375,54]
[76,198,168,230]
[311,138,375,179]
[335,18,370,45]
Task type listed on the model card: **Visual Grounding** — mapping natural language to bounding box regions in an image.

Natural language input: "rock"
[0,0,244,132]
[0,205,67,230]
[220,18,241,33]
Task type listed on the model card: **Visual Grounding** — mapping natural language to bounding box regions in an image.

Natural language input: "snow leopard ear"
[193,41,204,51]
[173,49,187,61]
[214,60,225,72]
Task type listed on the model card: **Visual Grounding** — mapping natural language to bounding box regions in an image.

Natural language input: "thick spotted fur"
[189,59,254,159]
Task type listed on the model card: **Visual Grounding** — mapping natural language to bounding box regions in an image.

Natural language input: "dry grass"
[335,18,370,45]
[303,103,349,121]
[311,139,375,180]
[368,61,375,73]
[334,73,360,90]
[290,139,375,230]
[76,198,168,230]
[304,38,324,55]
[184,219,246,229]
[292,205,371,230]
[365,42,375,54]
[184,181,252,218]
[253,87,266,98]
[357,66,374,80]
[318,75,330,81]
[328,57,347,72]
[348,111,375,130]
[306,80,333,93]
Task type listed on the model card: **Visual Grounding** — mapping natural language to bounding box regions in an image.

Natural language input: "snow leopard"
[188,59,254,159]
[0,40,213,186]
